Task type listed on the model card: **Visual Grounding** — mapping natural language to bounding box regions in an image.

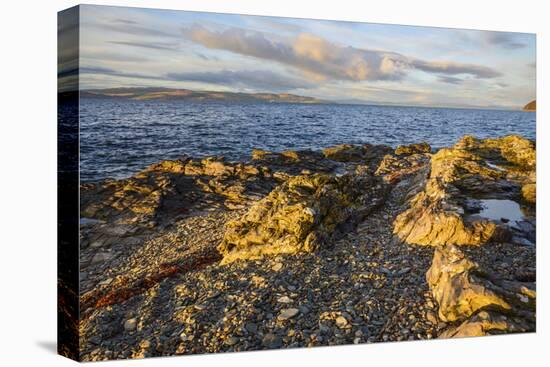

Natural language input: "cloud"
[109,41,181,51]
[437,76,464,84]
[80,66,160,81]
[165,69,313,91]
[90,21,179,39]
[111,18,138,25]
[183,25,501,82]
[483,32,526,49]
[412,60,501,78]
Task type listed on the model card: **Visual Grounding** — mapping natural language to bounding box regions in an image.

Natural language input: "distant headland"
[523,100,536,111]
[80,88,327,104]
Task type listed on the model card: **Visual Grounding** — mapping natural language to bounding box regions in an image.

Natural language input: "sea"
[79,98,536,182]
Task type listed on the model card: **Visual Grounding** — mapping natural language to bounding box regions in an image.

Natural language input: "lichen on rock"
[218,172,388,264]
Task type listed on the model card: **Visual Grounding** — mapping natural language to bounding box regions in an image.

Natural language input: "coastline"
[77,135,536,361]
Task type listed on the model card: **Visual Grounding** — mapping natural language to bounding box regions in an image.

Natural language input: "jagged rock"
[455,134,535,169]
[439,310,530,338]
[395,142,431,156]
[375,152,431,184]
[426,245,511,322]
[322,144,366,162]
[251,149,338,177]
[393,135,535,246]
[427,245,535,335]
[322,143,393,168]
[91,252,114,265]
[218,172,388,264]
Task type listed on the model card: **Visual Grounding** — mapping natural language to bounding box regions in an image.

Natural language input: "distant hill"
[80,87,328,104]
[523,100,536,111]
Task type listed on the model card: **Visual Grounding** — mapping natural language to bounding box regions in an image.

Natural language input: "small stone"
[426,310,438,325]
[180,332,194,342]
[98,278,113,286]
[139,340,151,349]
[397,267,411,276]
[278,308,300,321]
[245,322,258,334]
[277,296,292,304]
[89,241,104,249]
[299,305,310,315]
[91,252,113,265]
[225,336,239,346]
[262,333,282,349]
[124,318,137,331]
[335,316,348,328]
[272,263,283,272]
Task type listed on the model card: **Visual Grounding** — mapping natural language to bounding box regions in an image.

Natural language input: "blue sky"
[78,5,536,109]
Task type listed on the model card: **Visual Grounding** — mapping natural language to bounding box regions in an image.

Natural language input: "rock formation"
[427,245,535,337]
[393,135,535,246]
[218,172,388,264]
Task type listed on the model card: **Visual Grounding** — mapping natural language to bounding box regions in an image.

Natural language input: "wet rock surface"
[78,137,535,361]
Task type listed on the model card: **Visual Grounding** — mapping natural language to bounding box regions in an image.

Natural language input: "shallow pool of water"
[476,199,525,224]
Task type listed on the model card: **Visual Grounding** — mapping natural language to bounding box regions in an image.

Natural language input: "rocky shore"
[78,135,536,361]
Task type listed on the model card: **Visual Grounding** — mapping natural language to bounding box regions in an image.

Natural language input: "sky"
[74,4,536,109]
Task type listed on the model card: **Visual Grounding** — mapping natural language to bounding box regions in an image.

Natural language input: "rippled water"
[80,98,536,182]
